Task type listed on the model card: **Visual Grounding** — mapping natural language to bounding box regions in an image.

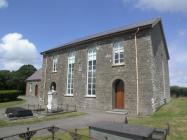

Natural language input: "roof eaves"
[41,18,160,55]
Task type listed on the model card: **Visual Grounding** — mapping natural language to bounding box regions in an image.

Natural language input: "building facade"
[26,69,42,97]
[40,18,170,115]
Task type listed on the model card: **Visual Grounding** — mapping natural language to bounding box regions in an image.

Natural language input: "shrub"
[170,86,187,97]
[0,90,20,102]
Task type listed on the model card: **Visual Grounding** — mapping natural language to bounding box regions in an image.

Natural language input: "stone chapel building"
[40,18,170,115]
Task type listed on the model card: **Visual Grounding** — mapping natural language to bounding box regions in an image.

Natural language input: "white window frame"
[52,56,58,72]
[29,83,32,93]
[66,52,75,96]
[113,41,124,65]
[86,48,96,97]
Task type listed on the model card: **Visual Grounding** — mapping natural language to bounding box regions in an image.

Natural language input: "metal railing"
[0,125,98,140]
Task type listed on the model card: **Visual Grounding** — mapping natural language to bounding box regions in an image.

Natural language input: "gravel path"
[0,110,127,138]
[0,96,127,138]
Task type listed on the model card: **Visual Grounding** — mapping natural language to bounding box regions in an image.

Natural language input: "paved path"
[0,110,127,138]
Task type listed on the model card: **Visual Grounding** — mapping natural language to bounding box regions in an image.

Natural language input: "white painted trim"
[84,95,96,98]
[64,94,74,97]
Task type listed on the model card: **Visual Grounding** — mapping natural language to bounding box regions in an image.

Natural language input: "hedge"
[0,90,20,102]
[170,86,187,97]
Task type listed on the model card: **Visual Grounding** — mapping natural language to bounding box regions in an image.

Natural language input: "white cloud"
[123,0,187,12]
[0,33,41,71]
[169,41,187,87]
[0,0,8,8]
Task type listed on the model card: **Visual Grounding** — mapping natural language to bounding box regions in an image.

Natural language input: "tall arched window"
[87,48,96,96]
[52,56,58,72]
[66,51,75,95]
[113,41,124,65]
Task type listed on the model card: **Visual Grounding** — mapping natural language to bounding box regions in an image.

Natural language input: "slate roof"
[41,17,163,54]
[41,18,169,59]
[26,69,42,81]
[90,121,154,138]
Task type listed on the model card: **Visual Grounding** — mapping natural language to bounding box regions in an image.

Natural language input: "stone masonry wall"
[40,27,165,115]
[150,23,170,111]
[26,81,41,97]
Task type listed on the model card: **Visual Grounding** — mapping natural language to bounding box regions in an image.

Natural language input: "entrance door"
[115,80,124,109]
[35,85,38,96]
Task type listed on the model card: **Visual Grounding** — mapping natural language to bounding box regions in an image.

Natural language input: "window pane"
[115,59,118,64]
[89,61,92,66]
[93,60,96,65]
[88,72,92,77]
[115,53,118,59]
[88,90,91,95]
[88,78,92,83]
[88,84,91,89]
[92,89,95,95]
[120,52,124,58]
[93,78,96,83]
[89,65,92,70]
[120,58,124,63]
[93,71,96,78]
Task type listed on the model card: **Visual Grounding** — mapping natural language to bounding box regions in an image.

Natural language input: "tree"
[14,65,37,94]
[0,64,37,94]
[0,70,12,90]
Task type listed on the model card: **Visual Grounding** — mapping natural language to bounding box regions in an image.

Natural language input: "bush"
[0,90,20,102]
[170,86,187,97]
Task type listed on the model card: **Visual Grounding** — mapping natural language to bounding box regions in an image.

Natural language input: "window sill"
[84,95,96,98]
[112,63,125,67]
[52,71,58,73]
[64,94,74,97]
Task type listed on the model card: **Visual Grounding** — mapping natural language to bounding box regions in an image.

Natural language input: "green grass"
[129,97,187,140]
[31,128,89,140]
[0,112,86,128]
[0,98,25,108]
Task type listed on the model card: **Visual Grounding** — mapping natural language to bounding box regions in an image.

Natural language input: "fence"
[0,125,98,140]
[27,104,77,113]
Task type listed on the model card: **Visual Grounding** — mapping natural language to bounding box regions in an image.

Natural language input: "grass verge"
[0,98,25,109]
[31,128,89,140]
[129,97,187,140]
[0,112,86,128]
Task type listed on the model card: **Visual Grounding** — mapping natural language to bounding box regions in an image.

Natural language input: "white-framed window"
[29,83,32,92]
[66,52,75,95]
[87,48,96,96]
[52,56,58,72]
[113,41,124,65]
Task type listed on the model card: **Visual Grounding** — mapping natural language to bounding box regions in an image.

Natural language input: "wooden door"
[115,81,124,109]
[35,85,38,96]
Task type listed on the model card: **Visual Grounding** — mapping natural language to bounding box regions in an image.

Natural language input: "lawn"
[0,97,25,108]
[0,112,86,128]
[129,97,187,140]
[26,98,187,140]
[31,128,89,140]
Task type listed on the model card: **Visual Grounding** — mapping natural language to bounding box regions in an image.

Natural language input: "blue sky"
[0,0,187,86]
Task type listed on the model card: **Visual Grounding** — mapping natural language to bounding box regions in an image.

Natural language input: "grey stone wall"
[150,23,170,111]
[40,24,170,116]
[26,81,41,97]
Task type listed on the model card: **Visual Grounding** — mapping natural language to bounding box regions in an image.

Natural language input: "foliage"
[0,65,37,95]
[0,90,21,102]
[129,97,187,140]
[170,86,187,97]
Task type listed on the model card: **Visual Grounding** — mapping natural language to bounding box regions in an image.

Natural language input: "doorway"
[113,79,125,109]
